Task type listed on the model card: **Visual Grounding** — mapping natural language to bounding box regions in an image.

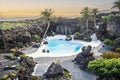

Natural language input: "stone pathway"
[22,46,38,54]
[33,56,96,80]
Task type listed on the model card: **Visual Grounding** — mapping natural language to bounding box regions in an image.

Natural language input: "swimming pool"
[25,35,102,57]
[47,39,83,55]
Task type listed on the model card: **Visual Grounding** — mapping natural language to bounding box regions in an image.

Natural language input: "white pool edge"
[25,35,102,58]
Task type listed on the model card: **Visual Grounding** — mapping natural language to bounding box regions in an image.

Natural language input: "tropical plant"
[112,0,120,14]
[88,58,120,80]
[92,8,99,26]
[40,8,55,40]
[80,7,91,35]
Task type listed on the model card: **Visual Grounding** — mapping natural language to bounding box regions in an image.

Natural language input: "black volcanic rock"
[43,62,64,78]
[18,68,28,80]
[20,57,36,73]
[74,46,95,70]
[95,16,120,40]
[56,18,81,35]
[106,16,120,38]
[95,22,108,40]
[43,62,72,80]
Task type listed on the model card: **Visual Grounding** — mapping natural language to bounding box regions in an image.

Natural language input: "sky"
[0,0,116,18]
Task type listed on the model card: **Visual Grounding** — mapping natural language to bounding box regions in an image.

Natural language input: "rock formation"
[55,18,81,35]
[74,46,95,70]
[43,62,72,80]
[0,52,36,80]
[95,16,120,40]
[106,16,120,38]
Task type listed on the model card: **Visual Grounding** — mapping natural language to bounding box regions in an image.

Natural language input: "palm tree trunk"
[42,21,50,40]
[119,8,120,14]
[86,19,88,35]
[94,16,96,27]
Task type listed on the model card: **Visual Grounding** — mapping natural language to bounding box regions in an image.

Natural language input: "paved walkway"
[21,46,38,54]
[33,56,96,80]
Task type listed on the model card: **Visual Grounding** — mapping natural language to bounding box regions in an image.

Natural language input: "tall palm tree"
[92,8,99,27]
[80,7,91,34]
[40,8,55,40]
[112,0,120,14]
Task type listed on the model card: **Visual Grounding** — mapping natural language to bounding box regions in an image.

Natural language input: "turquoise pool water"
[47,39,83,54]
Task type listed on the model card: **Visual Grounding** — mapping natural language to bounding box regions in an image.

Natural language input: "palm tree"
[112,0,120,14]
[80,7,91,34]
[92,8,99,27]
[40,8,55,40]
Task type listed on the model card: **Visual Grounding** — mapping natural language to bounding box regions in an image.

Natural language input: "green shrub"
[19,54,27,59]
[115,48,120,53]
[104,39,114,45]
[102,51,120,59]
[33,75,39,80]
[74,32,80,36]
[16,64,22,70]
[88,58,120,79]
[54,77,59,80]
[33,34,40,41]
[6,78,11,80]
[102,15,111,22]
[1,74,8,80]
[83,37,92,42]
[10,48,17,53]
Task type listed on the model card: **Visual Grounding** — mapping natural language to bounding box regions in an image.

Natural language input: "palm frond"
[112,0,120,9]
